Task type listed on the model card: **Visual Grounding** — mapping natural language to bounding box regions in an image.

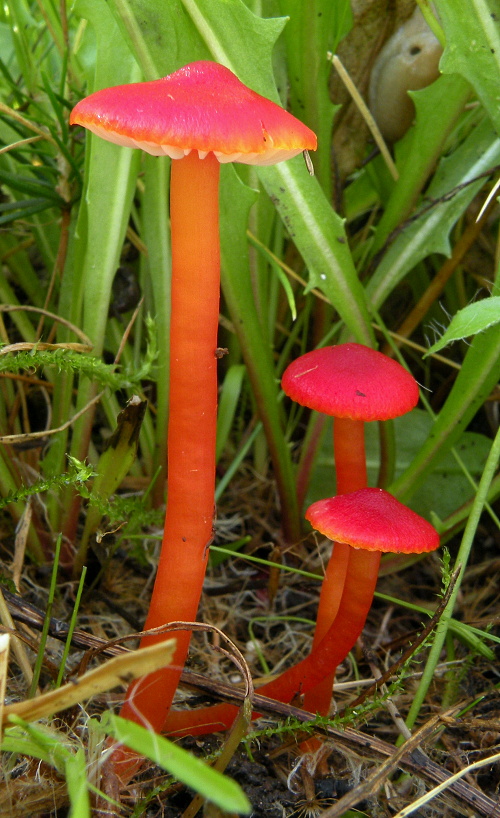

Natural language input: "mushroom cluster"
[162,343,439,739]
[72,59,439,762]
[281,343,420,723]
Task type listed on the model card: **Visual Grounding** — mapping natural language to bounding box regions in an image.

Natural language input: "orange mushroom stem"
[119,151,220,731]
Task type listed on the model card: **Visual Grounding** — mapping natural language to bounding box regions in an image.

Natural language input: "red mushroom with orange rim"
[70,61,317,749]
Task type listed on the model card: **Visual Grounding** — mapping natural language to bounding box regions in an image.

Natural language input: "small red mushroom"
[163,487,439,737]
[262,488,440,701]
[70,61,316,754]
[281,343,419,720]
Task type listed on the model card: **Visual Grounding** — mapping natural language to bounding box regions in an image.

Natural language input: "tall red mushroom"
[70,62,316,745]
[281,344,419,721]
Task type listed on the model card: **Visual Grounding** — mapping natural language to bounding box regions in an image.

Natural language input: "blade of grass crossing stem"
[182,697,253,818]
[215,422,262,501]
[404,422,500,733]
[29,535,62,698]
[99,713,251,814]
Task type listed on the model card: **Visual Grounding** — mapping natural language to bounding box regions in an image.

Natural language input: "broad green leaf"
[367,117,500,309]
[108,0,208,79]
[391,321,500,501]
[99,713,251,813]
[426,296,500,354]
[371,74,471,253]
[435,0,500,136]
[181,0,286,95]
[260,159,373,344]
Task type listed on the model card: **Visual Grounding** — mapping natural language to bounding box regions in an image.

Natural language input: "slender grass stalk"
[29,534,61,697]
[56,566,87,688]
[403,422,500,732]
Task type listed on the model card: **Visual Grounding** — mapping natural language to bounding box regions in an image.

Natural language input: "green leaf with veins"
[435,0,500,136]
[426,297,500,354]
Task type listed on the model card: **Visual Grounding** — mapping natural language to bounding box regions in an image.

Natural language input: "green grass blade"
[65,747,91,818]
[216,364,246,463]
[404,420,500,731]
[56,567,87,688]
[370,75,471,254]
[28,535,61,697]
[99,713,251,813]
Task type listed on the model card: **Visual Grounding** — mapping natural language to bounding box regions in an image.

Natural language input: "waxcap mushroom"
[281,343,419,421]
[70,60,317,165]
[306,487,440,554]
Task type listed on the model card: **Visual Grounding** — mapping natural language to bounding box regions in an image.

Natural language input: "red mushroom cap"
[70,61,317,165]
[281,343,419,421]
[306,488,440,554]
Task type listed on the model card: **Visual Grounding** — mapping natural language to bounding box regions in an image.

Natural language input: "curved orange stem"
[300,417,367,729]
[164,549,381,737]
[118,152,221,750]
